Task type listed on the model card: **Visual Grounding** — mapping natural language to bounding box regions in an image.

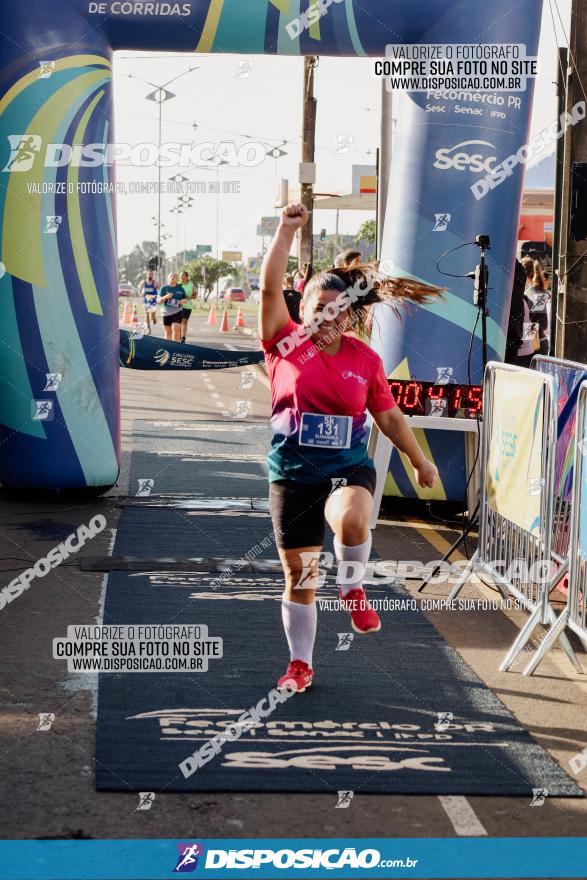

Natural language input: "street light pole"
[157,97,162,281]
[216,165,220,259]
[176,205,181,273]
[300,55,317,266]
[130,67,198,282]
[192,160,228,297]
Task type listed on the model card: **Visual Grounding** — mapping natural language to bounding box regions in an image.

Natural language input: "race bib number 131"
[299,413,352,449]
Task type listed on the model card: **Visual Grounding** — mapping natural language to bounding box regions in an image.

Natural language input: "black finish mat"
[95,418,581,795]
[96,570,581,795]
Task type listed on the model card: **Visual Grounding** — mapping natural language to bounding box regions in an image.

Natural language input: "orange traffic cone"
[121,302,131,324]
[207,304,217,326]
[219,310,229,333]
[234,307,245,330]
[130,303,138,324]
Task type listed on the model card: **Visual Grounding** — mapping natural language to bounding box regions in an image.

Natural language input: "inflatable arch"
[0,0,541,491]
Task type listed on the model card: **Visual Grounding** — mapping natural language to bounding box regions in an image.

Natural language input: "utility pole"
[300,56,317,266]
[551,47,568,353]
[378,78,394,259]
[157,97,162,281]
[555,0,587,359]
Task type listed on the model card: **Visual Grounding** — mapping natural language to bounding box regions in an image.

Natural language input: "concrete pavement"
[1,313,586,843]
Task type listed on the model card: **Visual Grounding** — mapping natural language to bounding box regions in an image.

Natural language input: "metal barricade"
[448,362,582,674]
[532,355,587,584]
[524,379,587,674]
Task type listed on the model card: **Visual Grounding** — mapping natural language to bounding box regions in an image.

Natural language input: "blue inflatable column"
[0,2,119,490]
[371,0,542,500]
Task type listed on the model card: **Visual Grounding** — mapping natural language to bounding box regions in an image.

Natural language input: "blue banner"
[2,838,587,879]
[120,331,264,370]
[372,0,542,501]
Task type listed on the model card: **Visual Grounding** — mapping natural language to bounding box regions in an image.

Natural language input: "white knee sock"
[281,598,317,667]
[334,533,372,596]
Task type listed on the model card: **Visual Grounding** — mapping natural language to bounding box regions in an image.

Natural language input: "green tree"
[118,241,166,287]
[312,256,335,272]
[181,256,238,300]
[356,219,376,247]
[229,262,248,287]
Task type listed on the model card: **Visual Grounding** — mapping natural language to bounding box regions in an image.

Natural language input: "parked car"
[118,282,135,297]
[224,287,246,302]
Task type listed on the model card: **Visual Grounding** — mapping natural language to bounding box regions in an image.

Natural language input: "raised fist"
[281,203,309,229]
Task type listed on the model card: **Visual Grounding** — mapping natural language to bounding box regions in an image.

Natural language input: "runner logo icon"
[173,843,204,872]
[433,213,451,231]
[3,135,42,172]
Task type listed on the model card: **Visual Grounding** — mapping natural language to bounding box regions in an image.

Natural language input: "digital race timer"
[388,380,483,420]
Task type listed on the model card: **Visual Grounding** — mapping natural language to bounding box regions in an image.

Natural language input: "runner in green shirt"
[180,270,195,343]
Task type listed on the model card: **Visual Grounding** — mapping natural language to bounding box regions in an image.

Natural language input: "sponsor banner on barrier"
[534,360,587,501]
[2,838,587,878]
[119,330,264,371]
[486,370,544,535]
[579,399,587,558]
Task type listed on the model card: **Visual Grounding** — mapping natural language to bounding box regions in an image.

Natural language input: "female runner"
[260,203,442,693]
[179,270,195,343]
[157,272,187,343]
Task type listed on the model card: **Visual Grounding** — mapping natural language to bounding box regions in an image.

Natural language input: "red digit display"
[387,380,482,419]
[403,381,422,411]
[460,385,483,415]
[388,382,404,408]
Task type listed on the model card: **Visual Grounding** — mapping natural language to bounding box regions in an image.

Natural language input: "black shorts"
[182,308,192,321]
[269,464,377,550]
[163,312,182,326]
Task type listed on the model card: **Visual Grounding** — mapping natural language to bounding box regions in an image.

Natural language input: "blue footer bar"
[2,838,587,879]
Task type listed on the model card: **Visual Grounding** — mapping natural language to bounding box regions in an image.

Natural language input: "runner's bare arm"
[372,407,438,488]
[259,203,308,341]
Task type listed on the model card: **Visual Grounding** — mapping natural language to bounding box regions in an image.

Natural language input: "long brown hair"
[521,256,546,291]
[303,263,446,335]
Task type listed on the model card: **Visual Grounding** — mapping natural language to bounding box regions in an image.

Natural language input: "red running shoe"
[339,588,381,634]
[277,659,314,693]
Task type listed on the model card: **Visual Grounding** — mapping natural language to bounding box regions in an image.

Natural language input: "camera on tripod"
[466,234,491,371]
[468,235,490,309]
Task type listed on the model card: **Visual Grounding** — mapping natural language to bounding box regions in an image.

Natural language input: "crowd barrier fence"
[523,378,587,674]
[447,362,582,674]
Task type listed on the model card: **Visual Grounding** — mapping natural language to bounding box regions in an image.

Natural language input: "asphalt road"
[1,313,587,850]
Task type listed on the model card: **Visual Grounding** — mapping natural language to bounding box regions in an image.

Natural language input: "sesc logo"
[434,140,497,174]
[154,348,171,366]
